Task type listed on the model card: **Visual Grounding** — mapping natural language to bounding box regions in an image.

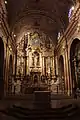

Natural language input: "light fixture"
[58,32,61,39]
[5,0,7,4]
[62,46,65,50]
[14,34,16,37]
[68,6,74,19]
[71,6,74,10]
[25,48,28,51]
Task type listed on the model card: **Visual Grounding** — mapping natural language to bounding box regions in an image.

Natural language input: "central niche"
[32,50,40,67]
[29,32,42,74]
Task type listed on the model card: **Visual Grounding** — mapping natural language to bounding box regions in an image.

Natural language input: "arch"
[70,38,80,89]
[58,55,65,92]
[0,37,4,98]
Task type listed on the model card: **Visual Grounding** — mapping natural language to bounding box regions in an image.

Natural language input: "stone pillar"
[67,55,71,95]
[68,58,72,94]
[6,43,10,95]
[64,46,70,95]
[63,48,68,94]
[4,43,8,96]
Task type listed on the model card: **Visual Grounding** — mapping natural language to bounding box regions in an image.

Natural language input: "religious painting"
[30,32,40,48]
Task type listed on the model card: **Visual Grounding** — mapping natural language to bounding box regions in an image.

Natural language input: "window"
[68,6,74,21]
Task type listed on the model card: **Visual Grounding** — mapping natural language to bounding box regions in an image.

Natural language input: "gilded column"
[44,57,46,76]
[27,53,29,74]
[46,57,48,74]
[52,56,55,76]
[42,56,44,75]
[40,53,42,67]
[50,57,53,72]
[55,56,58,76]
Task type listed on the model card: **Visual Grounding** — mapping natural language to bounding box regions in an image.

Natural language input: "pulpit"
[34,91,51,109]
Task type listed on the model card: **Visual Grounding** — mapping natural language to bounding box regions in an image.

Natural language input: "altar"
[34,91,51,109]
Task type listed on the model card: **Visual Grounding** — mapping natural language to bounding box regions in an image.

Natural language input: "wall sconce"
[5,0,7,4]
[62,46,65,50]
[14,34,16,37]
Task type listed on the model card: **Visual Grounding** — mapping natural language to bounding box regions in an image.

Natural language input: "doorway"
[70,39,80,89]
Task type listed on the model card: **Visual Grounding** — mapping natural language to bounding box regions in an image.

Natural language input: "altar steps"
[0,104,79,120]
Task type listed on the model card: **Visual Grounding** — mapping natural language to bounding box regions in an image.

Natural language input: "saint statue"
[36,55,40,66]
[32,52,40,67]
[32,57,34,66]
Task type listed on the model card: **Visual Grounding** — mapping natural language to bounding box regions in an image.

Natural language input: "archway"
[0,37,4,98]
[70,38,80,89]
[58,55,65,92]
[8,55,13,94]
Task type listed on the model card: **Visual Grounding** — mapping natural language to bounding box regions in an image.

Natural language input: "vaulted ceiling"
[7,0,74,44]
